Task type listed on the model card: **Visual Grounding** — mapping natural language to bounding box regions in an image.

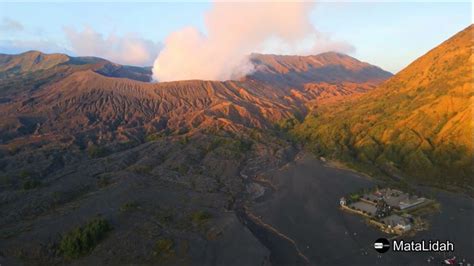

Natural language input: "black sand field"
[243,152,474,265]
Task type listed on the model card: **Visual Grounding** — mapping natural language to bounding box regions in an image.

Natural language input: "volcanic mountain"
[0,50,391,145]
[249,52,391,85]
[0,25,471,265]
[293,24,474,190]
[0,50,152,83]
[0,49,392,264]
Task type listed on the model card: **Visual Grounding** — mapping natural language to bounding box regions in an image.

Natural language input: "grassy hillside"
[293,25,473,191]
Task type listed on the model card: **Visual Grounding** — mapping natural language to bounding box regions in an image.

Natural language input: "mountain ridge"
[0,49,391,144]
[0,50,153,82]
[248,52,392,93]
[0,24,472,265]
[293,24,474,190]
[1,50,391,82]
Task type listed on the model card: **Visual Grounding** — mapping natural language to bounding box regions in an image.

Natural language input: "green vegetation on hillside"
[206,137,253,159]
[292,25,474,192]
[59,218,112,259]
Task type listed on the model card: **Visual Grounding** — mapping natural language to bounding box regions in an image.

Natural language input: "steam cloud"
[0,18,24,32]
[152,2,354,82]
[65,26,162,66]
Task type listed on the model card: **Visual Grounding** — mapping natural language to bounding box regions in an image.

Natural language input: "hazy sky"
[0,1,471,73]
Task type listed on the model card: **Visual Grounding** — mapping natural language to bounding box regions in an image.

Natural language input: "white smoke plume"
[310,30,355,55]
[153,2,321,82]
[64,26,162,66]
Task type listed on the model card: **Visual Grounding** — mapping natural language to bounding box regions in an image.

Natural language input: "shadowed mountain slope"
[0,26,471,265]
[248,52,392,105]
[293,25,474,191]
[0,49,394,265]
[0,50,152,83]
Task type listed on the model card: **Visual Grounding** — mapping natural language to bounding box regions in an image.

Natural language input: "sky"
[0,1,471,74]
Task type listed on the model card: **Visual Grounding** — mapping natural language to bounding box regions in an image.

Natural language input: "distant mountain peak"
[248,52,392,86]
[294,24,473,189]
[0,50,70,73]
[0,51,153,82]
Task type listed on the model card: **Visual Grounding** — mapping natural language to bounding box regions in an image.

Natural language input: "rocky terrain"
[249,52,391,86]
[0,50,390,144]
[0,25,471,265]
[0,49,391,264]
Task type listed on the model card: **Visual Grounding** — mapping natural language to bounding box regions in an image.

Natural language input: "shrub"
[22,179,41,190]
[59,218,112,259]
[87,145,109,158]
[146,130,171,142]
[206,137,253,156]
[0,175,13,186]
[275,117,300,132]
[19,170,32,179]
[128,165,152,175]
[179,136,190,145]
[119,201,139,212]
[118,140,138,150]
[190,210,212,226]
[173,164,188,175]
[97,176,111,188]
[237,139,253,153]
[156,209,174,226]
[145,134,162,142]
[349,193,360,201]
[153,238,175,259]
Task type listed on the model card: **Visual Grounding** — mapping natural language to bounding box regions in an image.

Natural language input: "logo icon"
[374,238,390,253]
